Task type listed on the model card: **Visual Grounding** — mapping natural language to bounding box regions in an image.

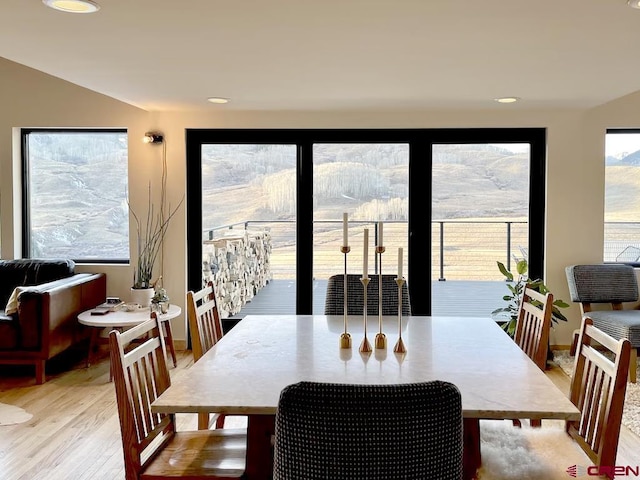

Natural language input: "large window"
[22,129,129,262]
[604,129,640,263]
[186,128,545,317]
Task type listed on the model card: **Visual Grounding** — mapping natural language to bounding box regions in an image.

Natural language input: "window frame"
[604,128,640,266]
[21,127,129,264]
[186,128,546,315]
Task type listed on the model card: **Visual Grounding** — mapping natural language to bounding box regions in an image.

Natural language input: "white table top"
[78,304,181,328]
[152,315,579,420]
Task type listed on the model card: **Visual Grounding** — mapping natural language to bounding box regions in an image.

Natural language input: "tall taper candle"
[363,228,369,279]
[377,221,383,247]
[398,247,403,278]
[343,213,348,247]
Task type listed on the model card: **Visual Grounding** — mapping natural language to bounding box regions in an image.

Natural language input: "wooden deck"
[231,279,508,318]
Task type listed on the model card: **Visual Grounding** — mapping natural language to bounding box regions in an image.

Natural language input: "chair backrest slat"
[187,281,224,362]
[514,285,553,371]
[567,317,631,474]
[110,315,174,480]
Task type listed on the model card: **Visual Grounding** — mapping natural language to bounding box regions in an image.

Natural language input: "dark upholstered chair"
[565,264,640,382]
[324,273,411,316]
[273,381,463,480]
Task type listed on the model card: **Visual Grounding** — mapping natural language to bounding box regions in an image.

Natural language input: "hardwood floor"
[0,346,203,480]
[0,347,638,479]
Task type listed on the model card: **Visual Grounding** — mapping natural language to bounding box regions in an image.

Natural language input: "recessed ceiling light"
[628,0,640,9]
[207,97,229,104]
[494,97,521,104]
[42,0,100,13]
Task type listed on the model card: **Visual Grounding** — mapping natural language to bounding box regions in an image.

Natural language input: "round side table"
[78,304,181,378]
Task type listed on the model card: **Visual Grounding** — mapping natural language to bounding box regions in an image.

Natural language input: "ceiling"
[0,0,639,112]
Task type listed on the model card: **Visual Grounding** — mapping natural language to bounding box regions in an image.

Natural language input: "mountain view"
[22,132,640,269]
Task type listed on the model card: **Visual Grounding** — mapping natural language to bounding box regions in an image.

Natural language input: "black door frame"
[186,128,546,316]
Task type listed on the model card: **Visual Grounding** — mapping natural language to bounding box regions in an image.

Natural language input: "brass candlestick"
[375,246,386,349]
[393,277,407,354]
[340,246,352,349]
[359,277,372,353]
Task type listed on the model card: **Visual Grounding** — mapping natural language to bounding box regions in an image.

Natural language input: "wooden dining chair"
[109,314,247,480]
[514,285,553,372]
[186,281,228,430]
[273,380,463,480]
[510,285,553,428]
[566,316,631,477]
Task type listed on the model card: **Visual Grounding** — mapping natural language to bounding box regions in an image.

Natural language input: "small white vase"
[130,287,154,308]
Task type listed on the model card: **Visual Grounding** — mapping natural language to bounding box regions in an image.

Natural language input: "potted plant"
[151,276,170,314]
[491,259,569,337]
[129,149,182,306]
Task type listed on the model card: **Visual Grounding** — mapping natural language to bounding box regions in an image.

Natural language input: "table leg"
[463,418,481,480]
[246,414,275,480]
[87,327,100,367]
[161,319,177,368]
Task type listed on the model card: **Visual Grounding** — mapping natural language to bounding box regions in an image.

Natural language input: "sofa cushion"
[0,311,19,350]
[31,259,75,284]
[0,259,75,306]
[588,310,640,347]
[0,263,30,307]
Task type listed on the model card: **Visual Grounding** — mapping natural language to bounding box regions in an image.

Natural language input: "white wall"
[4,55,637,347]
[0,57,152,317]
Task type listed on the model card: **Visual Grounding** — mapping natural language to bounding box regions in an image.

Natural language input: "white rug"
[478,420,591,480]
[554,350,640,438]
[0,402,32,426]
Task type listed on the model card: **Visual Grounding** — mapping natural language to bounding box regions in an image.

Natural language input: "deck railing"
[204,220,640,281]
[204,220,527,281]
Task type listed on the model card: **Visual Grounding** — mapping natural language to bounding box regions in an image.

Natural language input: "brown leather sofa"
[0,259,106,383]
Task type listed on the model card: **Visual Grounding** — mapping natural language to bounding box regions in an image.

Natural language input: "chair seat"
[141,428,247,480]
[478,421,590,479]
[587,310,640,347]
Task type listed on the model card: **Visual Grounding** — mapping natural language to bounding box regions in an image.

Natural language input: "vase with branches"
[130,139,183,293]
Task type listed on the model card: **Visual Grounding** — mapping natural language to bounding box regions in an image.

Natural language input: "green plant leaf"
[551,308,568,322]
[497,261,514,281]
[516,259,528,275]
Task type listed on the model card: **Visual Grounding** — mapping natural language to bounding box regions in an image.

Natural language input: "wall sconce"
[143,132,164,144]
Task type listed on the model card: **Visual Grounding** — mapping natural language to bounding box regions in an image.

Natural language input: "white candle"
[377,221,383,248]
[398,247,403,279]
[363,228,369,279]
[343,213,348,247]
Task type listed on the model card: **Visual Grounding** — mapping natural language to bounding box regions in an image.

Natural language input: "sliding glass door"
[312,143,409,312]
[431,143,531,316]
[186,128,545,319]
[199,144,297,317]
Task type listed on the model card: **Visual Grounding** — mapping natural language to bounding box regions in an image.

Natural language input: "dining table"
[151,314,580,480]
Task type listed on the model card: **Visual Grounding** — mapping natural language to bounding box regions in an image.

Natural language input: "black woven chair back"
[324,273,411,316]
[273,380,463,480]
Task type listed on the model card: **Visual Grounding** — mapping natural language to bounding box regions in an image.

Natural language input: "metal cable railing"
[204,220,528,281]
